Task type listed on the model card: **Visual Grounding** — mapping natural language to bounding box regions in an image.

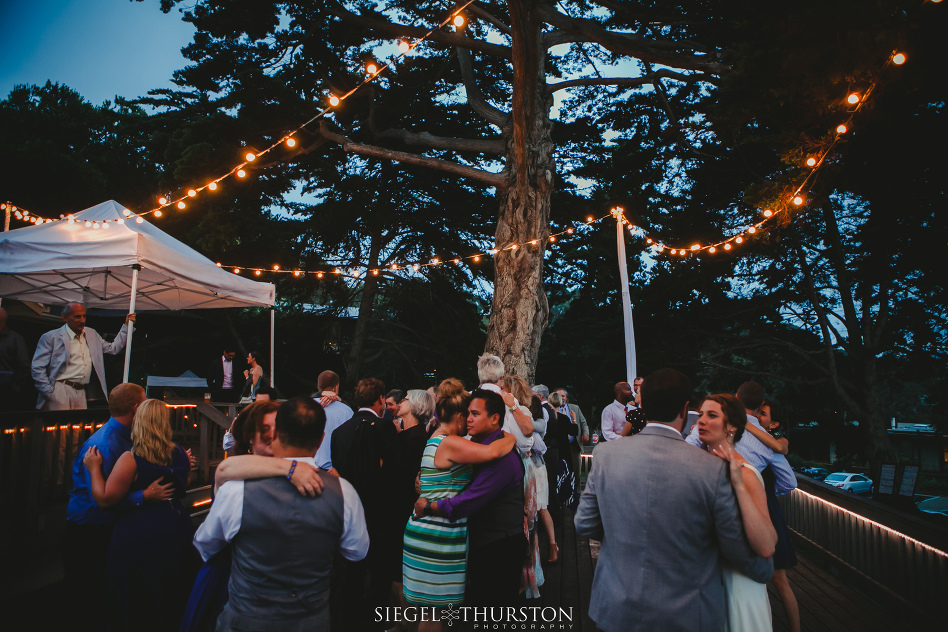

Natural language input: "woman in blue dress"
[84,399,198,632]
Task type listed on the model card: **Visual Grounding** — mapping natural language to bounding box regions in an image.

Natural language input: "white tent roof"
[0,200,275,310]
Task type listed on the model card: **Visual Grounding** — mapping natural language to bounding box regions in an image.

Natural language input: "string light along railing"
[629,48,913,260]
[214,213,614,280]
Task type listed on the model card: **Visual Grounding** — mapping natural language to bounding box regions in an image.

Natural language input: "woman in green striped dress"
[402,389,516,629]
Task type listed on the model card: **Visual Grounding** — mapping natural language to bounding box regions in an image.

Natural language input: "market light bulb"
[724,243,732,251]
[273,264,280,270]
[709,246,716,254]
[136,217,144,224]
[216,262,222,267]
[293,270,300,277]
[453,15,465,27]
[154,210,163,217]
[245,152,256,162]
[691,244,700,251]
[793,196,804,206]
[453,259,460,264]
[158,197,168,205]
[586,216,594,222]
[398,40,410,53]
[122,209,131,217]
[892,52,906,65]
[510,244,518,250]
[670,249,677,256]
[286,137,296,148]
[735,236,744,244]
[329,95,340,107]
[85,221,92,227]
[208,182,218,191]
[836,124,848,134]
[763,209,773,217]
[92,222,99,229]
[188,189,197,197]
[391,264,398,270]
[177,201,186,210]
[549,236,556,242]
[432,258,440,264]
[646,238,653,244]
[366,63,378,75]
[748,226,757,234]
[317,272,324,278]
[372,269,379,276]
[334,268,341,274]
[530,240,538,245]
[473,256,480,262]
[237,169,247,178]
[847,93,860,105]
[255,270,261,276]
[806,157,817,167]
[233,268,240,274]
[567,228,574,234]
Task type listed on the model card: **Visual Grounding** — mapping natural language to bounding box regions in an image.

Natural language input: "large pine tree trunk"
[484,0,553,383]
[346,228,383,387]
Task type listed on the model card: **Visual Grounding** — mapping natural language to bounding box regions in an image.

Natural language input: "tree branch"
[547,68,716,93]
[467,3,512,35]
[456,46,511,127]
[330,3,512,59]
[374,128,506,154]
[315,121,505,187]
[538,5,724,73]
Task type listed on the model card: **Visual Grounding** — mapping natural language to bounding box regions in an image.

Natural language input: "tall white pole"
[122,264,140,383]
[613,208,637,384]
[270,307,275,390]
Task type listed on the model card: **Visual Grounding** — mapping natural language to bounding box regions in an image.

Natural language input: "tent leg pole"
[123,264,140,383]
[613,209,637,383]
[270,307,275,390]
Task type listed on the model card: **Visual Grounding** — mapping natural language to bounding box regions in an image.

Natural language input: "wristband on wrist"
[287,460,297,481]
[424,500,434,516]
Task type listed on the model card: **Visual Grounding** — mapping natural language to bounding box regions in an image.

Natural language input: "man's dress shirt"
[600,400,628,442]
[314,400,354,471]
[193,456,369,562]
[221,356,234,389]
[438,428,524,521]
[59,326,92,384]
[66,417,144,524]
[686,413,797,494]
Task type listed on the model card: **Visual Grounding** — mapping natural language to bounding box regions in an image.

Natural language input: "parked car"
[823,472,873,495]
[801,467,830,480]
[916,496,948,518]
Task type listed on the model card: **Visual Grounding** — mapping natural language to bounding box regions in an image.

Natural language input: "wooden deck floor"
[526,508,911,632]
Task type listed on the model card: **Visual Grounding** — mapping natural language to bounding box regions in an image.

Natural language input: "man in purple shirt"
[415,389,526,606]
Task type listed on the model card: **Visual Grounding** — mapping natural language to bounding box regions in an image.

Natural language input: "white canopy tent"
[0,200,276,384]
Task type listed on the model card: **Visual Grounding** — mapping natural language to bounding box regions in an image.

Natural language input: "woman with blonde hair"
[84,399,197,632]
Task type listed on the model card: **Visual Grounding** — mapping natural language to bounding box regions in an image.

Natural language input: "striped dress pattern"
[402,434,474,606]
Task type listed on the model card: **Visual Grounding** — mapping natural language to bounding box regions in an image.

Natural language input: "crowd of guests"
[60,336,801,631]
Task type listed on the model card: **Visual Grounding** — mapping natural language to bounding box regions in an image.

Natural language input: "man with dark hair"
[63,383,171,622]
[207,347,243,403]
[384,388,405,422]
[329,377,396,630]
[686,380,797,494]
[195,397,368,632]
[576,369,772,632]
[313,370,353,471]
[31,302,135,409]
[414,389,526,606]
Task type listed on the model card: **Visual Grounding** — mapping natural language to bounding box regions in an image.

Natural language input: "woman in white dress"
[697,393,777,632]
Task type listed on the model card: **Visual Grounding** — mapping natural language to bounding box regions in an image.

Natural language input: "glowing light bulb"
[286,137,296,148]
[398,40,410,53]
[473,256,480,262]
[735,236,744,244]
[273,265,280,270]
[317,272,324,278]
[85,221,92,227]
[391,264,398,270]
[453,15,465,27]
[567,228,574,234]
[122,209,131,217]
[101,222,110,229]
[586,216,594,222]
[188,189,197,197]
[847,93,860,105]
[669,249,677,256]
[691,244,700,251]
[255,270,261,276]
[432,258,440,264]
[372,269,379,275]
[709,246,716,254]
[366,63,378,75]
[245,152,256,162]
[549,236,556,242]
[530,240,538,245]
[412,264,420,271]
[806,157,817,167]
[510,244,518,250]
[92,222,100,229]
[208,182,218,191]
[177,201,186,210]
[158,197,168,205]
[233,268,240,274]
[892,52,906,65]
[793,196,804,206]
[154,210,163,217]
[136,217,144,224]
[724,243,732,251]
[334,268,341,275]
[763,209,773,217]
[836,124,848,134]
[453,259,460,264]
[329,95,340,107]
[293,270,300,277]
[237,169,247,178]
[748,226,757,234]
[646,238,653,244]
[216,262,222,267]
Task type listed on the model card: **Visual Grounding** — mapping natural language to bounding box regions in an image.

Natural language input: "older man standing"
[31,302,135,409]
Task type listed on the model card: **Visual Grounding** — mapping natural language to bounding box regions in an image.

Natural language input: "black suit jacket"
[330,410,397,529]
[206,355,245,391]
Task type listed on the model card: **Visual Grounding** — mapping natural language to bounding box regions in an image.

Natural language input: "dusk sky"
[0,0,195,105]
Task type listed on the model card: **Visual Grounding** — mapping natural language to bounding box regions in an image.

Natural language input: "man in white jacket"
[31,302,134,409]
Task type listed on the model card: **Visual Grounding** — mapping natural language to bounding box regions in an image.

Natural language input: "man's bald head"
[615,381,633,404]
[61,302,87,335]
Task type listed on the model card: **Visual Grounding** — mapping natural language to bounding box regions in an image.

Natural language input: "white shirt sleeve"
[600,403,624,441]
[193,480,244,562]
[338,478,370,561]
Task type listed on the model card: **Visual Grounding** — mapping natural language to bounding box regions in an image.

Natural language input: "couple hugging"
[576,369,776,632]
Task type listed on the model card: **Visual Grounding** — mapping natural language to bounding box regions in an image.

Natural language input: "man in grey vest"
[194,397,369,631]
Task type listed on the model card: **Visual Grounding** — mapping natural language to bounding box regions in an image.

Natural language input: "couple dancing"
[576,369,776,632]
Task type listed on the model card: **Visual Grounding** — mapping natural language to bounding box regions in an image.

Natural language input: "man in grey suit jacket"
[575,369,773,632]
[31,302,134,409]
